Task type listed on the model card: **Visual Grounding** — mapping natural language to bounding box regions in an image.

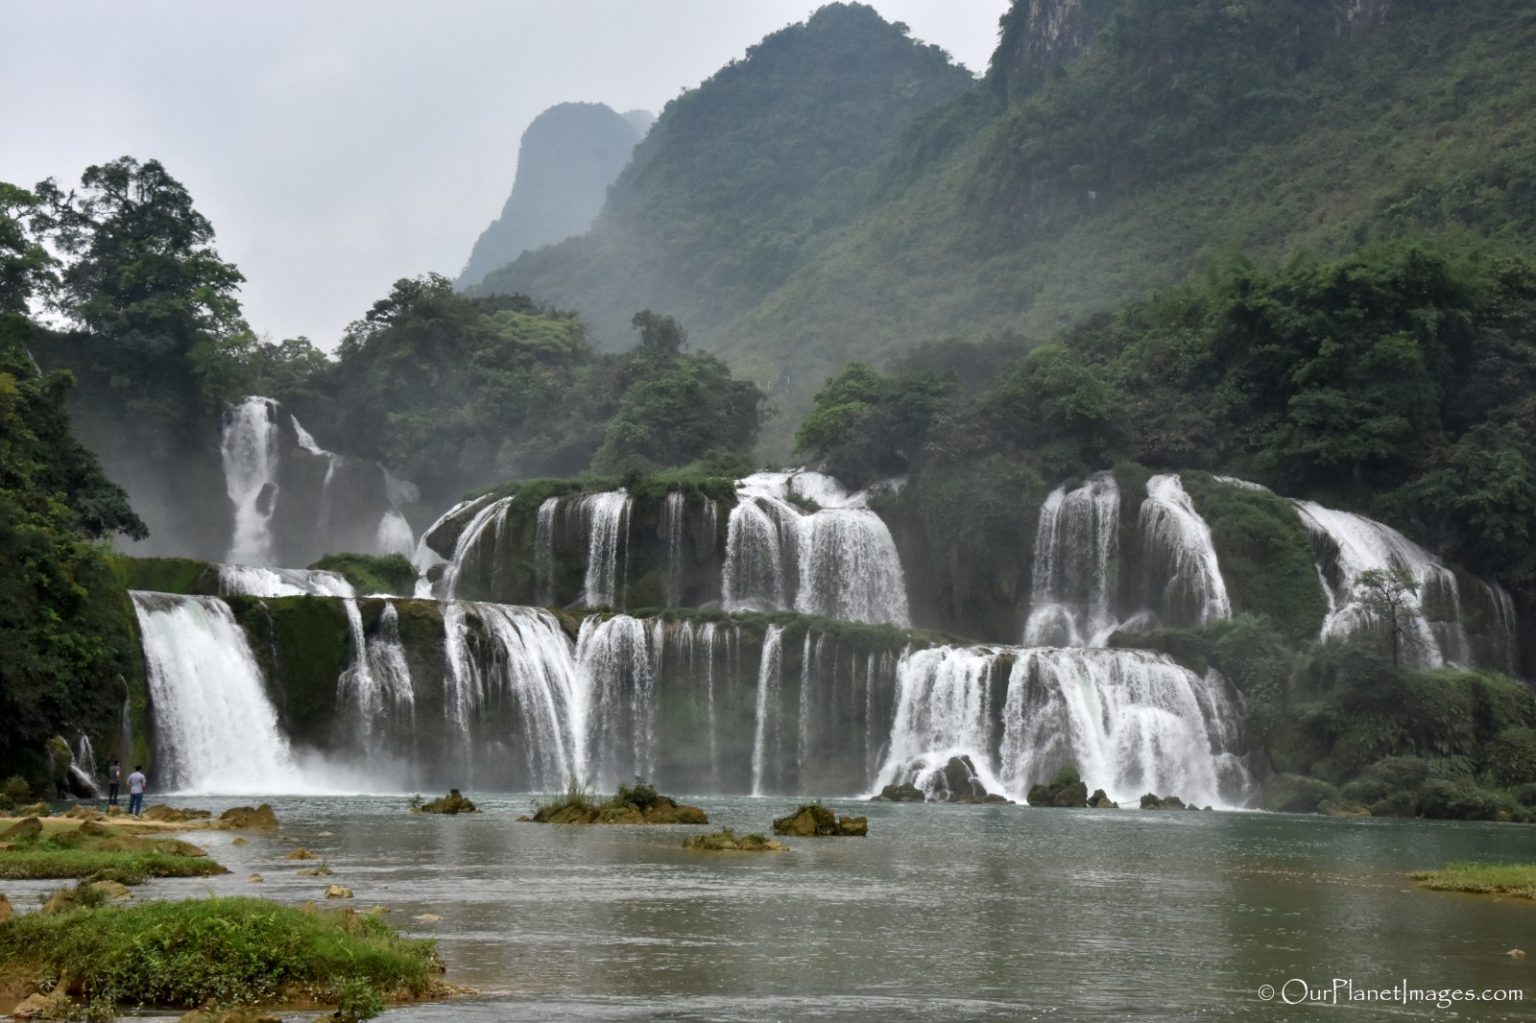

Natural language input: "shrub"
[1416,779,1500,821]
[1261,774,1339,813]
[1486,727,1536,786]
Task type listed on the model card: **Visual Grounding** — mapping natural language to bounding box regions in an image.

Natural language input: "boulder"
[78,819,113,837]
[285,848,320,860]
[413,789,479,815]
[85,879,132,901]
[1087,789,1118,808]
[11,990,73,1021]
[683,829,787,852]
[323,884,354,899]
[18,802,50,818]
[1027,766,1090,808]
[872,782,926,803]
[771,804,866,837]
[218,803,278,829]
[1139,793,1188,810]
[1,816,44,841]
[63,805,104,821]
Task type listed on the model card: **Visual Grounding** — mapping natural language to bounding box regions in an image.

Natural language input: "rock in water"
[219,803,279,829]
[873,782,925,802]
[771,804,867,837]
[324,884,353,899]
[1026,766,1090,808]
[1088,789,1118,808]
[413,789,480,814]
[1139,793,1188,810]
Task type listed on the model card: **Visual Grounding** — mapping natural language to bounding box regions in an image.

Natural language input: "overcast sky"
[3,1,1009,349]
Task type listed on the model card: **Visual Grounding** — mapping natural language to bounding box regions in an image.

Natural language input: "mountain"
[471,3,974,355]
[476,0,1536,453]
[456,102,649,289]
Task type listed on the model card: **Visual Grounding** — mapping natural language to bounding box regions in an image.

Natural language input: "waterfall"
[795,509,910,626]
[336,600,416,758]
[700,622,722,788]
[375,510,415,559]
[1024,472,1121,646]
[1139,474,1231,627]
[662,491,686,607]
[219,564,357,598]
[1292,500,1485,667]
[580,492,632,608]
[222,397,281,565]
[724,470,909,625]
[576,614,656,787]
[1000,648,1249,808]
[442,601,583,790]
[876,646,1005,799]
[534,497,559,605]
[71,735,102,797]
[441,496,514,599]
[750,625,786,796]
[131,592,304,793]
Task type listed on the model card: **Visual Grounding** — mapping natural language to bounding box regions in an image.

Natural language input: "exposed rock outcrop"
[771,804,867,837]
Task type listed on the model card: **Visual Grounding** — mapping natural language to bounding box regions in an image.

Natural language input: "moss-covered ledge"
[110,555,221,596]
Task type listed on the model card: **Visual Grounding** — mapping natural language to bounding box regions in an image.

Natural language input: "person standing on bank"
[126,765,147,816]
[107,761,121,807]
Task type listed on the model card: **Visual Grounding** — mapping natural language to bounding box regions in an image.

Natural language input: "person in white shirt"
[126,765,147,816]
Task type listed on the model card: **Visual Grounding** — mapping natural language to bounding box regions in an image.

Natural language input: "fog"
[2,0,1007,349]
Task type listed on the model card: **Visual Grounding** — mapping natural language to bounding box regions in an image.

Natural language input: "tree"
[1355,566,1421,667]
[0,183,55,315]
[32,157,254,425]
[631,310,685,362]
[794,362,952,488]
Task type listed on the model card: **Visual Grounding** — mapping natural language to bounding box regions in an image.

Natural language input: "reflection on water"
[28,797,1534,1022]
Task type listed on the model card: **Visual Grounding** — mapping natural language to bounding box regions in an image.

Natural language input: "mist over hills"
[456,102,652,289]
[472,0,1536,451]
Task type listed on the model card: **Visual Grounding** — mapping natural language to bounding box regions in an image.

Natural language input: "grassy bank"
[0,897,443,1017]
[1412,862,1536,900]
[0,819,225,883]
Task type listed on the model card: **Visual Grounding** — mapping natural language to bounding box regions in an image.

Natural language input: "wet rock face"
[1027,766,1090,808]
[873,782,926,803]
[413,789,479,815]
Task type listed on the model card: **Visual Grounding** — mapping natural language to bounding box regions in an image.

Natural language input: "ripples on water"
[36,796,1535,1022]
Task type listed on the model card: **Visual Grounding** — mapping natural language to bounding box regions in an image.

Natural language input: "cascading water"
[1289,500,1511,668]
[580,492,632,608]
[877,646,1005,799]
[1024,472,1121,647]
[375,510,415,559]
[576,614,658,787]
[750,624,785,796]
[999,648,1250,807]
[441,496,514,599]
[724,471,909,626]
[219,565,357,598]
[131,592,305,793]
[1139,474,1231,627]
[222,397,281,565]
[534,497,559,606]
[442,601,583,790]
[70,735,102,797]
[336,600,416,761]
[662,491,686,608]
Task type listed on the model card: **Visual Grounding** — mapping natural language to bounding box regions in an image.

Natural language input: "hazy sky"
[4,1,1009,349]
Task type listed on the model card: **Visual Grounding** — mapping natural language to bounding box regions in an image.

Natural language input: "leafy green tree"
[794,362,951,488]
[1355,567,1421,668]
[0,183,55,315]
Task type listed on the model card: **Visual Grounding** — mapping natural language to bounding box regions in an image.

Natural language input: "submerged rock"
[218,804,278,829]
[11,990,72,1021]
[1088,789,1119,808]
[770,804,867,837]
[1139,793,1189,810]
[323,884,353,899]
[412,789,479,815]
[285,847,320,861]
[522,790,707,825]
[684,829,787,852]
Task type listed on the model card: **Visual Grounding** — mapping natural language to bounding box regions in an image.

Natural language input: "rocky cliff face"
[456,102,646,289]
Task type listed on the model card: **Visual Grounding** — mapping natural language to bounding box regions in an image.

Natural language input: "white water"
[1291,500,1481,667]
[580,492,632,608]
[441,496,513,599]
[724,470,909,625]
[877,646,1007,799]
[1024,472,1121,646]
[442,601,583,790]
[534,497,560,605]
[131,592,306,793]
[750,624,785,796]
[219,564,356,598]
[222,397,282,565]
[576,614,657,787]
[375,510,416,559]
[662,491,686,607]
[1139,474,1231,627]
[70,735,102,797]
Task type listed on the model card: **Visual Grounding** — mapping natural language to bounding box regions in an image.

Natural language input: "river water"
[15,797,1534,1021]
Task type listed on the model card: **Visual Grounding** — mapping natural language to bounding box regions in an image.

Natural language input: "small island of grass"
[683,829,785,852]
[0,817,226,884]
[520,781,708,825]
[0,896,445,1020]
[1412,862,1536,900]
